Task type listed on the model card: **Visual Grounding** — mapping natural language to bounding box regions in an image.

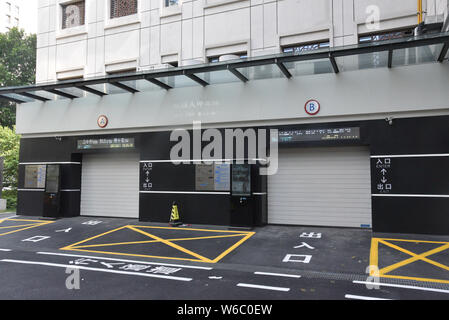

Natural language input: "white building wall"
[0,0,21,33]
[35,0,449,83]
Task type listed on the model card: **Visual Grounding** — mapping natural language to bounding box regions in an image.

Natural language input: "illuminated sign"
[279,127,360,143]
[77,137,135,150]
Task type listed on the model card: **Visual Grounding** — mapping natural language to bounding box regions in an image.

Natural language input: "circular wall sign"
[304,99,320,116]
[97,115,108,128]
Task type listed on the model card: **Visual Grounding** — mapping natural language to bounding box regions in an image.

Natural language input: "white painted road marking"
[0,249,11,252]
[345,294,391,300]
[237,283,290,292]
[0,259,193,282]
[37,251,213,270]
[353,280,449,294]
[254,271,301,279]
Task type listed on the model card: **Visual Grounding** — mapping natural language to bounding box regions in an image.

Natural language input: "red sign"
[304,100,320,116]
[97,115,108,128]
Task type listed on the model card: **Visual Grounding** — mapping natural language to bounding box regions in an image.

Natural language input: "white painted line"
[254,271,301,279]
[0,259,192,282]
[237,283,290,292]
[353,280,449,294]
[371,154,449,158]
[139,191,230,195]
[372,194,449,198]
[19,162,81,165]
[0,249,11,252]
[17,189,45,192]
[345,294,391,300]
[36,252,213,270]
[140,158,266,163]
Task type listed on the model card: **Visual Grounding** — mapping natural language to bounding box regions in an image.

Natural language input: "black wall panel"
[140,193,231,226]
[372,197,449,235]
[16,114,449,234]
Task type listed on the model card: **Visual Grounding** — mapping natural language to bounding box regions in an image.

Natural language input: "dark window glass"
[165,0,179,6]
[358,29,414,43]
[283,41,330,54]
[111,0,138,19]
[61,1,85,29]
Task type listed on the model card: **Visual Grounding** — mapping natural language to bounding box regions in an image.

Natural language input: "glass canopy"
[1,31,448,104]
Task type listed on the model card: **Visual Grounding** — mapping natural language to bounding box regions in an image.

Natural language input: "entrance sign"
[304,99,320,115]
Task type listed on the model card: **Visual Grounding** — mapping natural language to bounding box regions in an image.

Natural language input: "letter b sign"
[305,100,320,116]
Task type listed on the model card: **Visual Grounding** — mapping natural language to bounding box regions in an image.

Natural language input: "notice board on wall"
[195,163,230,192]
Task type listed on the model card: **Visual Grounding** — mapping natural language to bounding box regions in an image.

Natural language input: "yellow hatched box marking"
[370,237,449,284]
[61,225,255,263]
[0,218,55,236]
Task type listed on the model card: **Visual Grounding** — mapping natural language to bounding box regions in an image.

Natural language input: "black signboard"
[77,137,135,150]
[279,127,360,143]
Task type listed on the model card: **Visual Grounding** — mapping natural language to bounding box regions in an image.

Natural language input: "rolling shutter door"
[268,146,372,228]
[80,153,139,218]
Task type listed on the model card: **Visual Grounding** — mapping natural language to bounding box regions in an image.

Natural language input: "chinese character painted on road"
[300,232,322,239]
[293,242,315,249]
[148,266,181,275]
[282,254,312,264]
[119,264,151,272]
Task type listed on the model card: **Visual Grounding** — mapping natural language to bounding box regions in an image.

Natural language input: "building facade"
[0,0,20,32]
[6,0,449,235]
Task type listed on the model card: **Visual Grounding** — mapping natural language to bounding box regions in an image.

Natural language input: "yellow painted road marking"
[378,240,449,275]
[371,237,449,284]
[380,274,449,285]
[0,223,45,229]
[61,226,128,250]
[71,233,249,249]
[62,225,255,263]
[127,226,214,263]
[0,221,54,237]
[128,225,251,234]
[211,232,255,263]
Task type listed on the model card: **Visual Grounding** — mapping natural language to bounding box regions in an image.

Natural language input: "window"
[61,1,85,29]
[110,0,138,19]
[359,29,414,44]
[164,0,179,7]
[14,17,18,26]
[283,41,330,54]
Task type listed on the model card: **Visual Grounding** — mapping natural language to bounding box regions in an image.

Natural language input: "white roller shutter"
[80,153,139,218]
[268,146,372,228]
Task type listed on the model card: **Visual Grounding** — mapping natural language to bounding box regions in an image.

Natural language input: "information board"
[24,165,46,189]
[279,127,360,143]
[195,163,231,191]
[77,137,135,150]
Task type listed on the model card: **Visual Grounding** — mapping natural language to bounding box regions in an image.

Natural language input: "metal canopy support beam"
[17,92,50,102]
[0,94,25,104]
[77,85,107,96]
[184,73,209,87]
[145,78,172,90]
[228,66,248,82]
[329,54,339,74]
[275,60,292,79]
[45,89,78,99]
[388,49,393,68]
[437,42,449,62]
[109,81,139,93]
